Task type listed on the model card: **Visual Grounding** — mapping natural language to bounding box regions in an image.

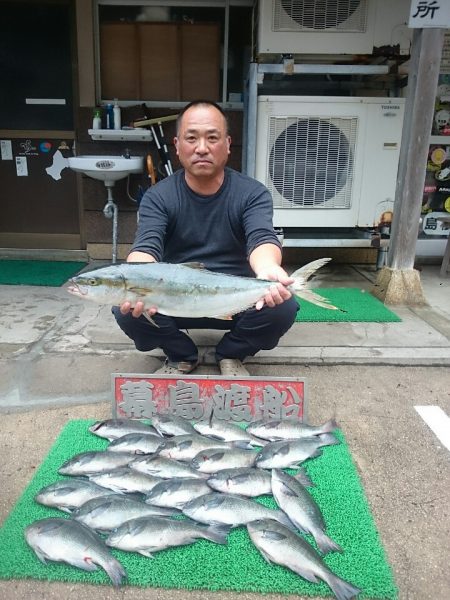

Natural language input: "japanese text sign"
[409,1,450,28]
[112,373,306,423]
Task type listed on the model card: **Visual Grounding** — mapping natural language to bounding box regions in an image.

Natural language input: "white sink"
[68,155,144,183]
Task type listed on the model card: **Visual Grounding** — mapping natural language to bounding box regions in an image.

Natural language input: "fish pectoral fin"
[290,565,320,584]
[138,548,156,558]
[81,556,99,572]
[143,313,159,327]
[211,314,233,320]
[181,262,206,270]
[295,289,340,311]
[259,548,274,565]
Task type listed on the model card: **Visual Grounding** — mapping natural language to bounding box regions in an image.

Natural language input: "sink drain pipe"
[103,183,118,263]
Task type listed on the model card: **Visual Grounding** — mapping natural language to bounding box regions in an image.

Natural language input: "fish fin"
[321,418,339,434]
[138,549,156,558]
[318,432,340,446]
[259,548,274,565]
[262,530,287,541]
[314,530,343,555]
[293,468,314,487]
[211,314,233,320]
[324,573,361,600]
[203,523,231,544]
[290,258,332,282]
[103,557,127,588]
[295,288,340,311]
[275,510,297,532]
[143,312,159,327]
[290,565,320,584]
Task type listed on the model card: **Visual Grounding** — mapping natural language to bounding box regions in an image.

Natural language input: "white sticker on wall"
[1,140,13,160]
[16,156,28,177]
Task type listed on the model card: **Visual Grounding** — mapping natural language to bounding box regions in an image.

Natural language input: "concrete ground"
[0,263,449,599]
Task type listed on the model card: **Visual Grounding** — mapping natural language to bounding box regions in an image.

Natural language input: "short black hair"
[176,100,229,136]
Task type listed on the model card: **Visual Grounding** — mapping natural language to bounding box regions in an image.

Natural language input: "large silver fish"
[271,469,342,554]
[247,519,360,600]
[89,419,159,441]
[248,418,338,442]
[67,259,338,316]
[106,432,165,455]
[158,434,236,462]
[73,494,177,532]
[193,416,266,447]
[88,467,164,495]
[129,454,207,479]
[182,492,295,530]
[105,515,229,556]
[35,478,115,513]
[144,477,211,509]
[58,451,135,476]
[190,447,257,473]
[255,434,339,469]
[151,413,197,437]
[207,467,312,497]
[24,517,126,587]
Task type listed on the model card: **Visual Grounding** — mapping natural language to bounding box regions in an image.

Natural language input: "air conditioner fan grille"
[266,115,358,209]
[274,0,368,32]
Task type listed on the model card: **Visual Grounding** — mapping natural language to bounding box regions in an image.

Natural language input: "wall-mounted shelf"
[88,128,152,141]
[430,135,450,145]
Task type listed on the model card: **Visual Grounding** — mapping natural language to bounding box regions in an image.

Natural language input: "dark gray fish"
[158,433,235,462]
[144,477,211,509]
[255,433,339,469]
[247,418,338,441]
[152,413,197,436]
[182,492,295,530]
[207,467,312,497]
[24,517,126,587]
[107,432,165,455]
[58,451,135,476]
[89,418,159,441]
[35,478,115,513]
[106,515,229,556]
[129,454,207,479]
[73,494,177,532]
[88,467,164,495]
[271,469,342,554]
[190,447,257,473]
[247,519,360,600]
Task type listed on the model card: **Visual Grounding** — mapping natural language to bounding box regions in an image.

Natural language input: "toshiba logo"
[381,105,401,110]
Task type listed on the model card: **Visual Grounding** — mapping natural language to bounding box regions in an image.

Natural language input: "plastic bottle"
[106,103,114,129]
[92,108,102,130]
[113,99,121,130]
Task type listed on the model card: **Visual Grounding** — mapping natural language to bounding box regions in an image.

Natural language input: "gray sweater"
[132,167,281,277]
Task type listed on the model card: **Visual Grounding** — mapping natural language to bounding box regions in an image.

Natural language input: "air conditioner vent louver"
[267,116,358,208]
[274,0,368,32]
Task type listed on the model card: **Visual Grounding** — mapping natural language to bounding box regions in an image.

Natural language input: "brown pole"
[388,28,445,270]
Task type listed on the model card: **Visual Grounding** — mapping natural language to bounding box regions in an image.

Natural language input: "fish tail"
[321,418,339,434]
[275,510,297,532]
[324,572,361,600]
[315,529,343,555]
[102,556,127,587]
[203,523,231,544]
[289,258,340,311]
[318,432,340,447]
[293,467,314,487]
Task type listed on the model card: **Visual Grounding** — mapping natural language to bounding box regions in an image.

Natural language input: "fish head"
[67,266,127,305]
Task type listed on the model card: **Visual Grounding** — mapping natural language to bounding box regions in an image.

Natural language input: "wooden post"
[372,28,445,305]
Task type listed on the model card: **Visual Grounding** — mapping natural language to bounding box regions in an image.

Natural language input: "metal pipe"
[103,184,119,264]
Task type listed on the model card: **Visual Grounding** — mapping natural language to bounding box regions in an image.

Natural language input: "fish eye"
[88,278,98,286]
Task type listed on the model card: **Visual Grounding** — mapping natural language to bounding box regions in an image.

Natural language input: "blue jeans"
[112,297,299,363]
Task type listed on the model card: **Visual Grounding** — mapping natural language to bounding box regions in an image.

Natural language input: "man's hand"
[119,252,158,318]
[255,265,294,310]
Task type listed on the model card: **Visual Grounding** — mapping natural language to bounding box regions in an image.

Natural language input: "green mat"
[295,288,401,323]
[0,420,397,598]
[0,260,87,287]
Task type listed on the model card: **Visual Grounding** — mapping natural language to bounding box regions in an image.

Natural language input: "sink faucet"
[122,148,131,159]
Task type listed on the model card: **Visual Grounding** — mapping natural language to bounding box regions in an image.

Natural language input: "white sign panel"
[409,0,450,28]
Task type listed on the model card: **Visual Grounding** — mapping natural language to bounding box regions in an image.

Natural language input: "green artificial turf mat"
[295,288,401,322]
[0,420,398,598]
[0,260,87,286]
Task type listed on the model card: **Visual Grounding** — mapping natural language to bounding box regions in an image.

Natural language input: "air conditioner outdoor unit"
[257,0,412,55]
[255,95,405,228]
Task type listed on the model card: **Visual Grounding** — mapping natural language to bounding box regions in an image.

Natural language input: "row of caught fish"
[24,416,360,600]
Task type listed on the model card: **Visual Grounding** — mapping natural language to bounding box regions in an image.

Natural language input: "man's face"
[174,105,231,180]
